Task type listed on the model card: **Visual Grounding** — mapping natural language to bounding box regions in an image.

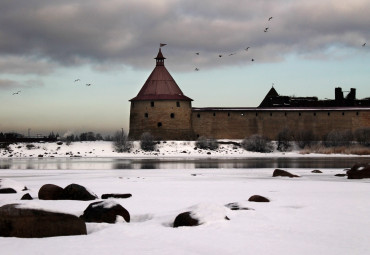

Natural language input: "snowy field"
[1,168,370,255]
[1,141,368,158]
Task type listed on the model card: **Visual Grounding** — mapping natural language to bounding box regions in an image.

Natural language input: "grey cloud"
[0,78,44,90]
[0,0,369,72]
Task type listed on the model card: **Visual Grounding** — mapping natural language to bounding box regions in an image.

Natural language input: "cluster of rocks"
[0,183,132,238]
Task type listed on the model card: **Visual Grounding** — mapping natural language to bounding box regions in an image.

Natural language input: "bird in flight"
[264,27,269,32]
[12,91,21,95]
[268,17,273,21]
[229,53,236,56]
[219,54,223,58]
[251,58,255,62]
[362,43,366,47]
[74,79,80,82]
[245,47,250,51]
[195,68,199,71]
[195,52,200,55]
[86,83,92,86]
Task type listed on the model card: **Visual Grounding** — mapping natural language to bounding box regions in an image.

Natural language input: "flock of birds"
[74,79,92,86]
[191,16,274,71]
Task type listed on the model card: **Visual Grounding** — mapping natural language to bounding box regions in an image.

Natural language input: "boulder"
[101,193,132,199]
[0,188,17,194]
[63,184,97,201]
[311,170,323,173]
[38,184,64,200]
[273,169,300,178]
[248,195,270,202]
[80,201,130,223]
[173,211,200,228]
[347,163,370,179]
[21,193,33,200]
[0,204,87,238]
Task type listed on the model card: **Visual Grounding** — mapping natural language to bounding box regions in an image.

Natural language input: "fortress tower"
[128,48,195,140]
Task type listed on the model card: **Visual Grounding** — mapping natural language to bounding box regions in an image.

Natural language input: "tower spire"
[155,48,166,66]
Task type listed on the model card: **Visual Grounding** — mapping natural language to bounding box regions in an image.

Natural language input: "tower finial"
[155,48,166,66]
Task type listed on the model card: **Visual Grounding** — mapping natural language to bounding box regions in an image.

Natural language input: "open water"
[0,157,369,170]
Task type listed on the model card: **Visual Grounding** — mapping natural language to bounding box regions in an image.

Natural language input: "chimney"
[346,88,356,100]
[335,87,343,101]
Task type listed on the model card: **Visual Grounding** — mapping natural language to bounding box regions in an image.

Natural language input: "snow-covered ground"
[1,168,370,255]
[1,141,367,158]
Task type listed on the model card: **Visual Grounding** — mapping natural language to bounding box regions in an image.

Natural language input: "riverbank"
[1,141,370,159]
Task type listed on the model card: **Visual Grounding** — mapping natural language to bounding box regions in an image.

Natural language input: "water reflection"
[0,157,369,170]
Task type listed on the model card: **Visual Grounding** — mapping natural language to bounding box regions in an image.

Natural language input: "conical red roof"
[130,49,193,101]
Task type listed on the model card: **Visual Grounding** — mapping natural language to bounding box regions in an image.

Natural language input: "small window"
[284,112,287,116]
[151,101,154,107]
[176,101,180,107]
[213,112,216,117]
[197,114,200,118]
[144,113,148,118]
[255,112,258,116]
[328,112,330,116]
[157,122,162,127]
[270,112,272,116]
[228,113,230,117]
[197,134,200,138]
[170,113,175,118]
[356,112,359,116]
[132,102,135,108]
[299,112,301,116]
[314,112,316,116]
[342,112,345,116]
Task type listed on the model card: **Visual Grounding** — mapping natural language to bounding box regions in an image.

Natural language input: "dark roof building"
[259,87,370,108]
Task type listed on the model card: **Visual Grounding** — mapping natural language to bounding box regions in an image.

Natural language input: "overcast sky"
[1,0,370,136]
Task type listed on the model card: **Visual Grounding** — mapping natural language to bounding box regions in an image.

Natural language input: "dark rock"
[0,204,86,238]
[173,211,200,228]
[38,154,43,158]
[248,195,270,202]
[207,152,211,155]
[38,184,65,200]
[80,201,130,223]
[311,169,323,173]
[63,184,97,201]
[21,193,33,200]
[347,163,370,179]
[335,174,346,177]
[273,169,300,178]
[101,193,132,199]
[225,202,253,211]
[0,188,17,194]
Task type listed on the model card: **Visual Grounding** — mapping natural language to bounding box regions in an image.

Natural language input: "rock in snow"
[174,203,230,228]
[272,169,300,178]
[347,163,370,179]
[0,204,87,238]
[80,201,130,223]
[248,195,270,202]
[101,193,132,199]
[38,183,97,201]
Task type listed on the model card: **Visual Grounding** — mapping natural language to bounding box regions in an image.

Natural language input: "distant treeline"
[0,131,114,143]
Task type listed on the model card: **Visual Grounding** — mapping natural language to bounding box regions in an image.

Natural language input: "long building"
[128,49,370,140]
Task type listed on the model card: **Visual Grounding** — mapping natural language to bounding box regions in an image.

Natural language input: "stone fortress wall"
[191,108,370,140]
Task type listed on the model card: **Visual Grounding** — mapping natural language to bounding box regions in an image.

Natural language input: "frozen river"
[1,157,368,170]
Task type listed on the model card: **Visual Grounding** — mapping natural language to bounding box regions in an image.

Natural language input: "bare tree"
[276,128,293,152]
[195,136,219,150]
[113,131,132,152]
[241,134,273,153]
[140,132,156,151]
